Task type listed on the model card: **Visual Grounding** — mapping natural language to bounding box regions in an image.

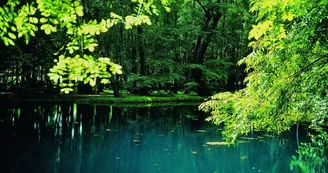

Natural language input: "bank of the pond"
[0,93,205,105]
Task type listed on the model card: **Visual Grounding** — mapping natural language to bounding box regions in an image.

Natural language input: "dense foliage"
[200,0,328,141]
[0,0,249,95]
[0,0,169,94]
[290,131,328,173]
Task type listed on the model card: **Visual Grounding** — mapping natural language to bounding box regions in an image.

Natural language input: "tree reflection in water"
[0,103,302,173]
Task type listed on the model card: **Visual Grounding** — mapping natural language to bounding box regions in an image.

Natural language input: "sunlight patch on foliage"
[200,0,328,142]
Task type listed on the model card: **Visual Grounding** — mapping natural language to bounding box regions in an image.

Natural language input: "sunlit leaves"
[248,21,273,40]
[89,78,96,87]
[202,0,328,142]
[41,24,56,35]
[0,0,165,94]
[60,88,73,94]
[29,17,38,24]
[110,64,123,75]
[40,18,48,23]
[48,55,123,94]
[100,79,110,84]
[0,0,157,48]
[124,15,151,29]
[110,12,123,20]
[75,6,84,17]
[8,32,16,40]
[3,37,15,46]
[282,12,294,21]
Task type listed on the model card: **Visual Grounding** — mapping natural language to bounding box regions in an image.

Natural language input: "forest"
[0,0,250,96]
[0,0,327,172]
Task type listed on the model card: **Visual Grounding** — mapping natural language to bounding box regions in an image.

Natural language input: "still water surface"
[0,104,298,173]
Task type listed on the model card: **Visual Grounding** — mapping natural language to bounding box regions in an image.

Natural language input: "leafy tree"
[0,0,169,93]
[200,0,328,142]
[0,0,250,96]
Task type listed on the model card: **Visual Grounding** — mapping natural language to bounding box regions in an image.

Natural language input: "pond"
[0,103,300,173]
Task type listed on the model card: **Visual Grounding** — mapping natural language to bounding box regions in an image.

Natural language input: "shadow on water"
[0,103,301,173]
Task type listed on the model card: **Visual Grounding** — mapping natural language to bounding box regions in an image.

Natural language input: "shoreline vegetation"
[0,92,204,106]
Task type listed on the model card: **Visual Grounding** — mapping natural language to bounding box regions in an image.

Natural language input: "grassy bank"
[1,93,205,105]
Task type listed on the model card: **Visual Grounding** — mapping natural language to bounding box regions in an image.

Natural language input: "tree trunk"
[131,31,137,74]
[137,27,146,76]
[111,75,120,97]
[192,1,222,96]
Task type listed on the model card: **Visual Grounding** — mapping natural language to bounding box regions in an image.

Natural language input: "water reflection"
[1,104,298,173]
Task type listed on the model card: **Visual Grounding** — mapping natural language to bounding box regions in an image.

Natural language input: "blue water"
[0,104,299,173]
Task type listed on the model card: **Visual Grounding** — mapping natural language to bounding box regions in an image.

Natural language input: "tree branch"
[259,55,328,105]
[291,55,328,77]
[195,0,208,14]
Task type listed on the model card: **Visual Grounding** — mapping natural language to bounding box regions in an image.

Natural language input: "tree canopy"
[200,0,328,142]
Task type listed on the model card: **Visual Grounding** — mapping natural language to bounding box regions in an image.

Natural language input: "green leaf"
[11,26,16,32]
[100,26,108,32]
[29,8,36,15]
[73,1,80,7]
[41,24,48,30]
[116,69,123,75]
[50,19,59,25]
[41,11,51,17]
[18,32,23,38]
[40,18,48,23]
[25,34,30,44]
[100,79,110,84]
[30,30,35,37]
[3,37,9,46]
[69,49,74,54]
[88,46,95,52]
[8,32,16,39]
[75,6,83,16]
[29,17,38,24]
[51,26,57,32]
[45,28,51,35]
[89,78,96,87]
[60,88,73,94]
[0,8,5,15]
[8,38,15,46]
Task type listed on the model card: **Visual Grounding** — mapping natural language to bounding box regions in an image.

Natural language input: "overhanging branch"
[195,0,208,14]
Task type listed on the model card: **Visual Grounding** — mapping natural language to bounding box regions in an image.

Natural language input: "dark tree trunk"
[192,0,222,96]
[137,27,146,76]
[111,75,120,97]
[226,74,236,91]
